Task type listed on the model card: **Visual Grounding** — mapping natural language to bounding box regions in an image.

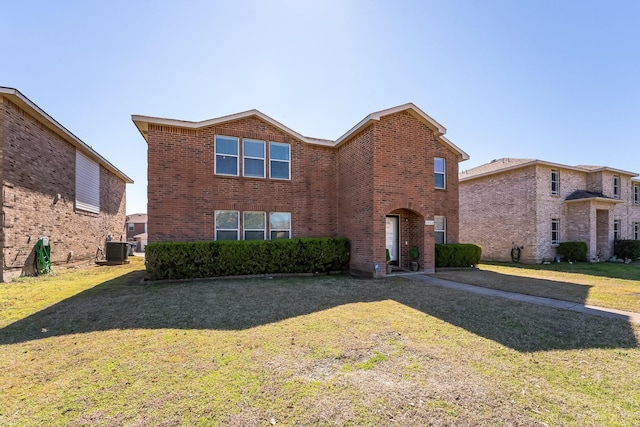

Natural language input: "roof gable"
[132,103,469,161]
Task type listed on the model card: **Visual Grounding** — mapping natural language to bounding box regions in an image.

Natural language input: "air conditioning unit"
[105,241,129,262]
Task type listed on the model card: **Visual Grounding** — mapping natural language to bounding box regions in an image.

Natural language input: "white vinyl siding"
[75,150,100,213]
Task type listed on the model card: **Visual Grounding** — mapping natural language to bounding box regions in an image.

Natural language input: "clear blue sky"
[4,1,639,215]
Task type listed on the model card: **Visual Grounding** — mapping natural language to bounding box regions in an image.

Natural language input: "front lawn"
[433,262,640,312]
[1,261,639,426]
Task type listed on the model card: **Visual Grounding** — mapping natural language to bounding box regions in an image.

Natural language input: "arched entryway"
[386,208,425,270]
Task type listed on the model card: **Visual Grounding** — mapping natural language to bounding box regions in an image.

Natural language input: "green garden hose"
[34,237,51,275]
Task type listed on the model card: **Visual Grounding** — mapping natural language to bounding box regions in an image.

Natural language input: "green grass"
[433,261,640,312]
[0,260,639,426]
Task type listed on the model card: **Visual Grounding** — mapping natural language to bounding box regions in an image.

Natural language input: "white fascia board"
[132,110,335,147]
[1,87,133,184]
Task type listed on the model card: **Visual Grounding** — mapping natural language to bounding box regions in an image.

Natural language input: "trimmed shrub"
[435,243,481,268]
[557,241,588,262]
[145,237,350,280]
[614,240,640,260]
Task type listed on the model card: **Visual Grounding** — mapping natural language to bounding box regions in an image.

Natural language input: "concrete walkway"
[402,272,640,324]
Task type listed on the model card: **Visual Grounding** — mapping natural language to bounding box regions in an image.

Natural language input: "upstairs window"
[551,218,560,245]
[614,220,621,241]
[243,211,266,240]
[215,210,239,240]
[76,150,100,213]
[215,136,239,176]
[269,142,290,180]
[551,170,559,196]
[434,158,446,189]
[634,222,639,240]
[634,183,639,205]
[434,215,446,244]
[613,175,620,199]
[270,212,291,239]
[243,139,265,178]
[127,223,135,231]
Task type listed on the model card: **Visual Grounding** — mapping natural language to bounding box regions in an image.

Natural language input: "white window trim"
[243,139,266,178]
[613,175,620,199]
[75,150,100,213]
[551,170,559,196]
[269,212,292,239]
[269,142,291,180]
[243,211,266,240]
[434,157,446,189]
[215,135,239,176]
[634,184,639,205]
[128,223,135,231]
[214,210,239,240]
[551,218,560,246]
[614,219,621,241]
[434,215,446,244]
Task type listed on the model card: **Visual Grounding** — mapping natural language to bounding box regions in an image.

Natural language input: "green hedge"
[614,240,640,260]
[435,243,481,268]
[145,237,350,280]
[557,241,588,262]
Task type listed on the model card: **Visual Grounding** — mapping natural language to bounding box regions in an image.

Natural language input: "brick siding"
[1,97,127,281]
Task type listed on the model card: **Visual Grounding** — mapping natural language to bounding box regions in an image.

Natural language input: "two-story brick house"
[0,87,133,281]
[459,158,640,263]
[126,213,147,252]
[133,104,469,276]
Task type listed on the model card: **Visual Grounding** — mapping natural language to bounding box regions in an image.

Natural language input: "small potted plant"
[386,248,393,274]
[410,245,419,271]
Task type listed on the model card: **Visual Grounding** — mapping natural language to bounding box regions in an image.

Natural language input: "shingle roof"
[565,190,608,201]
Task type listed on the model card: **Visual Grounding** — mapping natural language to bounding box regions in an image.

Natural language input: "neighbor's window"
[551,170,560,196]
[269,142,290,180]
[434,157,446,189]
[614,219,621,240]
[269,212,291,239]
[215,135,239,176]
[434,215,446,244]
[634,183,639,205]
[243,139,265,178]
[75,150,100,213]
[634,222,640,240]
[613,175,620,199]
[215,210,239,240]
[243,211,266,240]
[128,223,135,231]
[551,218,560,245]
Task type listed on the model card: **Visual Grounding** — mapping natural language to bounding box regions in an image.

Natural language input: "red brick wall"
[147,116,337,242]
[126,223,146,240]
[1,98,127,281]
[370,111,461,273]
[147,110,462,276]
[336,126,374,274]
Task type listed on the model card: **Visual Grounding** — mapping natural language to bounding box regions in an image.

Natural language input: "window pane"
[271,230,290,240]
[216,155,237,175]
[434,158,445,173]
[270,160,289,179]
[245,230,265,240]
[217,230,238,240]
[434,216,445,231]
[434,174,445,189]
[244,158,264,177]
[270,143,290,160]
[435,231,445,244]
[216,211,238,229]
[244,212,265,229]
[244,140,264,158]
[270,212,291,229]
[216,137,238,155]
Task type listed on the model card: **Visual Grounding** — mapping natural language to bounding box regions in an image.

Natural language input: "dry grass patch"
[433,262,640,312]
[1,263,639,426]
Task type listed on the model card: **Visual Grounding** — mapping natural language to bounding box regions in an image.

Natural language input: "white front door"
[385,216,399,265]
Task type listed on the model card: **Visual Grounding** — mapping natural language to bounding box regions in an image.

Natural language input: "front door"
[385,215,400,266]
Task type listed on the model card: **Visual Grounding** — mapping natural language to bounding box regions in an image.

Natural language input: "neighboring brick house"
[459,158,640,263]
[0,87,133,281]
[126,213,148,252]
[133,104,469,276]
